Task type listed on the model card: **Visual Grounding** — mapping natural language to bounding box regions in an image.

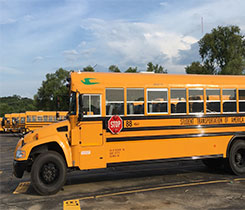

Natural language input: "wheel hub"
[41,163,58,184]
[235,149,245,167]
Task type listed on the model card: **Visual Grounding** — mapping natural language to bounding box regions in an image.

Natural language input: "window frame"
[82,94,102,117]
[170,88,187,115]
[188,88,204,115]
[238,89,245,113]
[222,88,237,113]
[206,88,221,114]
[106,88,124,116]
[147,88,168,115]
[127,88,144,116]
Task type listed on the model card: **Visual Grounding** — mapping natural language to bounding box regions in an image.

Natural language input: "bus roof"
[70,72,245,93]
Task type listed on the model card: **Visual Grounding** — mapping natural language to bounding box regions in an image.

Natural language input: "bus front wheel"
[31,151,67,195]
[227,140,245,175]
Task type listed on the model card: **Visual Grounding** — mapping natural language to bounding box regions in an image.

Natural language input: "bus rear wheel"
[227,140,245,175]
[31,151,67,195]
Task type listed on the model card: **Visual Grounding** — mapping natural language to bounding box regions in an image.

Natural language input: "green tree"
[109,65,121,72]
[125,66,138,73]
[83,65,95,72]
[185,61,214,74]
[34,68,70,111]
[146,62,167,73]
[0,95,36,117]
[186,25,245,75]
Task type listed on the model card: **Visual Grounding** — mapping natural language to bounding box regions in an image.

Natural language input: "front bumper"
[13,160,27,178]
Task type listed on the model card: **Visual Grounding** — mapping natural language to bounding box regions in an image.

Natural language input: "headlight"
[16,150,26,159]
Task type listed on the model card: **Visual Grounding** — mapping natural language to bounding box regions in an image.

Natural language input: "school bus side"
[13,72,245,195]
[25,111,68,132]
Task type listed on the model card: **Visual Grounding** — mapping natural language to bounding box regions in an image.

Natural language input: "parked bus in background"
[9,113,21,133]
[0,117,4,132]
[13,72,245,195]
[2,114,11,132]
[25,111,68,132]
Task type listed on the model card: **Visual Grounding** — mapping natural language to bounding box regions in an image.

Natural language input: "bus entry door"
[79,121,106,169]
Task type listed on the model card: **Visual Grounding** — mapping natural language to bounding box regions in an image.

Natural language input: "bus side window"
[81,94,101,116]
[147,89,168,114]
[37,116,42,122]
[21,117,25,123]
[189,89,204,114]
[27,116,31,122]
[170,89,186,114]
[43,115,48,122]
[49,116,53,122]
[32,116,36,122]
[106,89,124,115]
[239,89,245,113]
[223,89,237,113]
[206,89,221,113]
[127,88,144,115]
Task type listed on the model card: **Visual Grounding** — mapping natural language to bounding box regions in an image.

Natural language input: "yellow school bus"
[0,117,4,132]
[9,113,22,133]
[13,72,245,195]
[2,114,11,132]
[25,111,68,132]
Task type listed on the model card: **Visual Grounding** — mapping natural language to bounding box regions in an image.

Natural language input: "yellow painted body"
[14,72,245,171]
[0,117,3,132]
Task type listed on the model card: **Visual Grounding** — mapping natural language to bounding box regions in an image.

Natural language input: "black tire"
[202,158,224,169]
[31,151,67,195]
[227,140,245,175]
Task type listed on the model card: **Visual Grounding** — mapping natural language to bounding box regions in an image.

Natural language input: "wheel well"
[29,142,67,166]
[226,136,245,158]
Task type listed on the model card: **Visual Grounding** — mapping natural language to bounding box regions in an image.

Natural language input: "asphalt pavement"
[0,133,244,210]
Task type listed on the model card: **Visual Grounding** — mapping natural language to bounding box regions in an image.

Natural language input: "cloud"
[80,19,198,72]
[0,66,21,75]
[159,2,169,7]
[32,56,44,63]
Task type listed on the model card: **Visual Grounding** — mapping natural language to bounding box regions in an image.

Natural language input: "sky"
[0,0,245,98]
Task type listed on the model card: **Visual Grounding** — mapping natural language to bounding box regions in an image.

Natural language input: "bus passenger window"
[170,89,186,114]
[223,89,237,113]
[239,89,245,112]
[147,89,168,114]
[189,89,204,114]
[37,116,42,122]
[206,89,221,113]
[49,116,53,122]
[43,115,48,122]
[21,117,25,123]
[27,116,31,122]
[106,89,124,115]
[127,89,144,115]
[32,116,36,122]
[81,94,101,116]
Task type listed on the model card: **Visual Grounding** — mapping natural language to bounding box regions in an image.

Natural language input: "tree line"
[0,25,244,116]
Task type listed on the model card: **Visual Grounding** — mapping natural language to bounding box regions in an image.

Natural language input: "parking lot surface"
[0,133,244,210]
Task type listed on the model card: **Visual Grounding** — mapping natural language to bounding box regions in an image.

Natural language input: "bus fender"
[226,135,245,158]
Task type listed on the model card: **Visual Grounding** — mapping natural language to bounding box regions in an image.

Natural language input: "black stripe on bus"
[106,131,245,142]
[122,123,245,132]
[107,154,223,167]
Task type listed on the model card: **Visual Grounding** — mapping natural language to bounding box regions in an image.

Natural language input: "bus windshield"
[69,92,76,115]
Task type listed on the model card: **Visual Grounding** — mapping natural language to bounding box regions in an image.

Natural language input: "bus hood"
[23,120,70,144]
